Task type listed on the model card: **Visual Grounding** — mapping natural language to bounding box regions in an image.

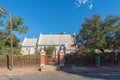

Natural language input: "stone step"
[41,65,59,71]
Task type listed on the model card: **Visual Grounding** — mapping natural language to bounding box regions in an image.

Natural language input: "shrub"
[64,52,79,65]
[44,46,55,55]
[82,48,96,56]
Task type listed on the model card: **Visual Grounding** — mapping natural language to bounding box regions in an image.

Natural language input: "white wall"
[21,47,36,55]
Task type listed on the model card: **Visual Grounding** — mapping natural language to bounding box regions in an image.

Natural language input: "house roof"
[22,37,38,47]
[38,34,74,49]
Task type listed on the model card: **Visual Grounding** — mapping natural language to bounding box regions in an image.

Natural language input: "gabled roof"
[22,37,38,47]
[38,34,74,49]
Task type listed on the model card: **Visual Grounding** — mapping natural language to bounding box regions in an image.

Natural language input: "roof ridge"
[41,34,71,36]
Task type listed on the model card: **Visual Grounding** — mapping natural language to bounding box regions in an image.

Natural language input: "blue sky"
[1,0,120,42]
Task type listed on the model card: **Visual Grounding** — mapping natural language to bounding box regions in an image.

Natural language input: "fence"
[101,53,120,65]
[1,53,120,68]
[0,55,40,68]
[64,53,120,66]
[0,55,7,68]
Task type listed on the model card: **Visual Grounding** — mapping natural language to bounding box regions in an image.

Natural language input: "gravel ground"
[0,65,120,80]
[0,71,120,80]
[0,65,120,75]
[0,67,40,76]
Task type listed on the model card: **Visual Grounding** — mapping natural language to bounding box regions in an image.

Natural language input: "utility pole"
[10,13,13,70]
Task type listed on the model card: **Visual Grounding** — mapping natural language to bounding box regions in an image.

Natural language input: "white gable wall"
[21,47,36,55]
[21,37,38,55]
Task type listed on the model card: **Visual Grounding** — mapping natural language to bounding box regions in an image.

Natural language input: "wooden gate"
[45,54,58,65]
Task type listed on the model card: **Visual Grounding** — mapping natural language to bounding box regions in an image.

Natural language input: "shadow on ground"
[60,65,120,80]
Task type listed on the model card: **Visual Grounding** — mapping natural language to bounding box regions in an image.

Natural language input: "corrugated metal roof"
[23,38,38,47]
[38,34,74,49]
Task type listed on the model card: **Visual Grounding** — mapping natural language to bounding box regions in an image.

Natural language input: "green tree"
[59,32,65,35]
[0,6,29,55]
[4,16,28,54]
[44,46,55,55]
[0,6,7,26]
[78,14,120,53]
[79,14,105,52]
[78,14,120,65]
[5,16,28,34]
[0,6,8,54]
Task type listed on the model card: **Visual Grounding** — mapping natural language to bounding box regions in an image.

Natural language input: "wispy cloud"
[75,0,88,8]
[83,0,88,4]
[89,2,93,9]
[75,0,93,10]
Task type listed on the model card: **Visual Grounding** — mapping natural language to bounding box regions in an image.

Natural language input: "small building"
[21,33,75,55]
[38,34,75,54]
[21,37,38,55]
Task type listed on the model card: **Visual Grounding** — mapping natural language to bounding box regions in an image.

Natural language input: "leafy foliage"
[44,46,55,54]
[77,14,120,54]
[59,32,65,35]
[0,6,7,26]
[5,16,28,34]
[0,6,29,55]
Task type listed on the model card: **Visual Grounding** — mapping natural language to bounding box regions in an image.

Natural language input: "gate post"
[59,47,65,67]
[40,47,46,67]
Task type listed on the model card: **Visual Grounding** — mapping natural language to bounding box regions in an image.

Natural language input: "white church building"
[21,33,75,55]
